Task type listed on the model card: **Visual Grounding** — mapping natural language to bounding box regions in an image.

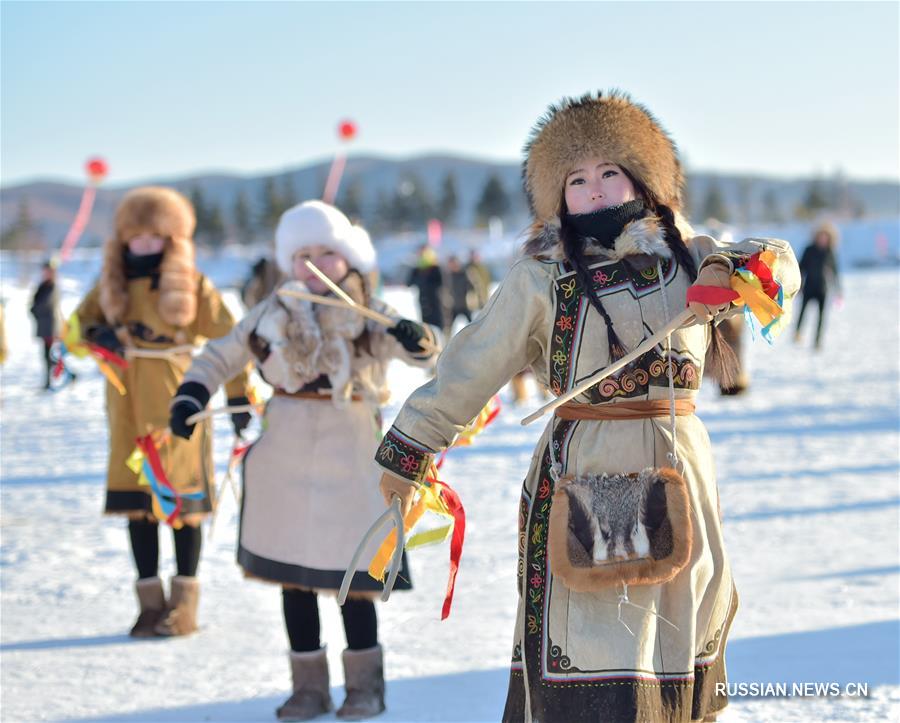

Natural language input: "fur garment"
[253,274,367,403]
[522,213,696,263]
[523,91,684,226]
[99,187,198,328]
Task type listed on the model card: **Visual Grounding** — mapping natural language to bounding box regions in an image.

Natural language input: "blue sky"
[2,1,898,187]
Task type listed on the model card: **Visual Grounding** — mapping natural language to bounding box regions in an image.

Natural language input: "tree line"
[0,170,874,251]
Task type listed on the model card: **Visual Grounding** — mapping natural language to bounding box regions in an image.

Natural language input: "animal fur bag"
[547,467,692,591]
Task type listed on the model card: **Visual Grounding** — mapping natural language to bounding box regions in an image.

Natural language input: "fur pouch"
[547,467,692,592]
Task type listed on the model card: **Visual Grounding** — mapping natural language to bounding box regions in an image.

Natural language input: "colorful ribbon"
[59,313,129,394]
[436,395,501,469]
[685,250,787,341]
[130,434,205,528]
[367,467,466,620]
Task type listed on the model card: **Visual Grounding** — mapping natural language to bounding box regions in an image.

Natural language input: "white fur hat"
[275,200,376,275]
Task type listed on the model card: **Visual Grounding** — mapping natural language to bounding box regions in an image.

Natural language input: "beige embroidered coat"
[374,219,799,722]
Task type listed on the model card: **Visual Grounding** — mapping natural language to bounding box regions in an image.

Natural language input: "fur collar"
[522,214,673,262]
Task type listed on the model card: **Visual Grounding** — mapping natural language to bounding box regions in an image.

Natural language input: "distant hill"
[1,153,897,249]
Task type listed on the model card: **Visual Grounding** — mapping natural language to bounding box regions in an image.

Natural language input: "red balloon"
[85,157,108,181]
[337,120,357,141]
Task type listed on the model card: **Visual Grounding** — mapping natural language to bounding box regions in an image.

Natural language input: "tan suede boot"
[154,576,199,637]
[276,648,333,721]
[129,577,166,638]
[336,645,385,720]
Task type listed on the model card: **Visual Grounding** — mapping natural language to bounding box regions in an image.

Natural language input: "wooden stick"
[304,259,361,308]
[521,309,696,426]
[125,345,197,360]
[277,287,395,325]
[186,403,259,426]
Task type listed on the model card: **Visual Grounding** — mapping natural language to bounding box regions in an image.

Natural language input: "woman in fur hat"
[72,186,252,638]
[376,92,800,723]
[169,200,441,722]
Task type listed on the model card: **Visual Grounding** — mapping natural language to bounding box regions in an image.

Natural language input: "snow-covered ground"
[1,251,898,722]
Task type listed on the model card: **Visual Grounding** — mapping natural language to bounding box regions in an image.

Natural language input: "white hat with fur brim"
[275,200,376,275]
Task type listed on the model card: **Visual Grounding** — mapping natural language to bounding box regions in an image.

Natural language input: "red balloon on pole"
[60,156,108,262]
[85,156,108,183]
[323,120,358,203]
[337,120,357,142]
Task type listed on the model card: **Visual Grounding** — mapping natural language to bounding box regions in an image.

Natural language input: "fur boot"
[336,645,385,720]
[129,576,166,638]
[276,648,333,721]
[154,575,199,637]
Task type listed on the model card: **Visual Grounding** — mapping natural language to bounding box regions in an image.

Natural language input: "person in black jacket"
[407,244,445,329]
[30,260,68,388]
[795,223,841,349]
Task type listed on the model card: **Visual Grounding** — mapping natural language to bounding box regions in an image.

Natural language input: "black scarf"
[123,250,164,279]
[565,199,647,249]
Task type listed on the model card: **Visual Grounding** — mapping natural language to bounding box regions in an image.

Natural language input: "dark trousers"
[444,307,472,337]
[282,587,378,652]
[795,291,827,347]
[128,518,202,579]
[41,338,53,387]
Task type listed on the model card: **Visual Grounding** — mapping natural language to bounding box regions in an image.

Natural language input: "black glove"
[227,396,253,437]
[85,325,125,357]
[387,319,427,353]
[169,382,211,440]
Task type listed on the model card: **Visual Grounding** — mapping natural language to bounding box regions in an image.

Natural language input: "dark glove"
[85,325,125,357]
[169,382,211,440]
[227,396,253,437]
[387,319,427,353]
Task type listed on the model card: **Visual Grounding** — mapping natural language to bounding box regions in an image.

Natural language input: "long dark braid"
[559,215,628,360]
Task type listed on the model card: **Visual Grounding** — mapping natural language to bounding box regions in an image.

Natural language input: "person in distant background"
[465,249,493,311]
[29,259,68,388]
[442,254,476,337]
[407,244,445,329]
[795,222,841,350]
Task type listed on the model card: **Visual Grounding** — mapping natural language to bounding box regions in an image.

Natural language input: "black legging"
[282,587,378,652]
[128,518,202,579]
[795,290,827,347]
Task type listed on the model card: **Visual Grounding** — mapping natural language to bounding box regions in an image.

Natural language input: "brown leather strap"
[274,389,364,402]
[555,399,695,420]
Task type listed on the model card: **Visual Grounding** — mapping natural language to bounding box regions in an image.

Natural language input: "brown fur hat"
[523,90,684,225]
[99,187,199,328]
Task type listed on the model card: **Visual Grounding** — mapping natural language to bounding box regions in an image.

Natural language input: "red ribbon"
[742,253,780,299]
[136,434,182,525]
[232,440,252,461]
[429,479,466,620]
[86,342,129,369]
[685,285,738,306]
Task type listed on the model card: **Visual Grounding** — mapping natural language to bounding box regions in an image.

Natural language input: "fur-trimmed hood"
[522,213,695,263]
[522,91,684,226]
[99,187,198,328]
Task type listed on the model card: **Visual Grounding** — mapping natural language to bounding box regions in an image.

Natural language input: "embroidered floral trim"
[375,426,434,483]
[521,420,576,678]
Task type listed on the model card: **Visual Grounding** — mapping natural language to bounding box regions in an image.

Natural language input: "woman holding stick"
[375,92,800,722]
[169,200,440,721]
[72,186,252,638]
